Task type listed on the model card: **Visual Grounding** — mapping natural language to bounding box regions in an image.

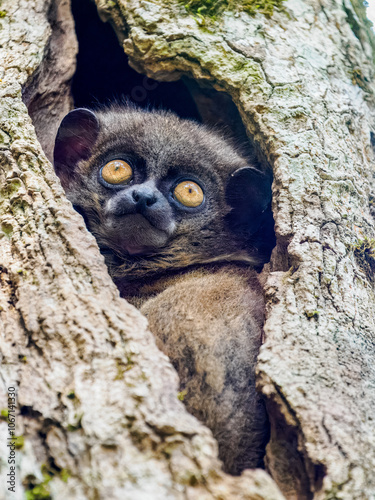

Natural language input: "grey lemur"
[53,104,274,475]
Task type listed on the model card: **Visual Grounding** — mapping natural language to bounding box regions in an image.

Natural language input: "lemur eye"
[101,160,132,184]
[174,181,204,207]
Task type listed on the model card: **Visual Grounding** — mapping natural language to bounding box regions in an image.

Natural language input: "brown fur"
[53,105,272,474]
[137,265,267,473]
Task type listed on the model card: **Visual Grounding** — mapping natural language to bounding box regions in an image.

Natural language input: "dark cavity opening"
[70,0,252,153]
[73,0,252,140]
[70,0,251,145]
[72,0,253,156]
[71,0,201,120]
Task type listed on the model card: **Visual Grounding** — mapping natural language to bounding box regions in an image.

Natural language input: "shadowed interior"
[71,0,201,119]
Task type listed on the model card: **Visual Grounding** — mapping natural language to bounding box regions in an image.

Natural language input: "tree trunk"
[1,0,374,499]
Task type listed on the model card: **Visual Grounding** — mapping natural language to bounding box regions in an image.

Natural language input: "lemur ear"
[225,167,272,235]
[53,108,100,188]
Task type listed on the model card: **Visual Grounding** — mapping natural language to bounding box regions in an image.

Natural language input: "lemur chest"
[119,264,265,329]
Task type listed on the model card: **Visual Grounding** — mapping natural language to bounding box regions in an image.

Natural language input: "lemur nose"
[132,187,157,208]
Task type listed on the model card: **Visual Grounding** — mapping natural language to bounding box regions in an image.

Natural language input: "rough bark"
[1,0,375,499]
[22,0,78,163]
[0,1,283,499]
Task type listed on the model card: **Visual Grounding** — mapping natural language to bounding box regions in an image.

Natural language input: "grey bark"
[0,0,375,499]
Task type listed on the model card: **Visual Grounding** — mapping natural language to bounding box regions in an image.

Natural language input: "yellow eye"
[101,160,132,184]
[174,181,204,207]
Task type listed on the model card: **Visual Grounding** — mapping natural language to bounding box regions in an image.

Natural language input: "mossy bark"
[1,0,375,499]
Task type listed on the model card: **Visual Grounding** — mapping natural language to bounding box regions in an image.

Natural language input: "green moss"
[305,310,320,319]
[324,480,345,500]
[41,463,71,483]
[25,463,71,498]
[67,391,76,399]
[67,413,83,431]
[25,469,52,500]
[1,222,13,238]
[180,0,285,19]
[40,463,52,476]
[0,408,9,421]
[67,423,81,432]
[353,237,375,282]
[60,469,71,483]
[25,484,51,500]
[177,388,188,401]
[14,435,24,449]
[3,178,22,195]
[114,354,134,380]
[114,363,125,380]
[0,10,6,18]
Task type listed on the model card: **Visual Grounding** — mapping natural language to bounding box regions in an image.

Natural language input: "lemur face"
[53,106,273,272]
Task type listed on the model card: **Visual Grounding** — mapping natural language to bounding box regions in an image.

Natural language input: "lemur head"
[54,105,273,279]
